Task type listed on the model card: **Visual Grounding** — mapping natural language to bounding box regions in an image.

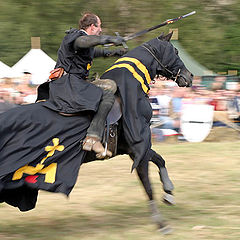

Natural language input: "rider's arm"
[93,47,128,58]
[73,35,125,50]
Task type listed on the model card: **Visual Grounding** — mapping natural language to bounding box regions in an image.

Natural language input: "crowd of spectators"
[149,75,240,141]
[1,74,240,142]
[0,73,37,113]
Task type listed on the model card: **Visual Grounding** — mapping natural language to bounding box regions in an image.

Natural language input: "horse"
[84,32,193,233]
[0,32,192,234]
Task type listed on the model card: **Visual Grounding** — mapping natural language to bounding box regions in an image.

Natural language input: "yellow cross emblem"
[41,138,64,164]
[12,138,65,183]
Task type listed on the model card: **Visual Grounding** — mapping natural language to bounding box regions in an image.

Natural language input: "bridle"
[141,43,181,83]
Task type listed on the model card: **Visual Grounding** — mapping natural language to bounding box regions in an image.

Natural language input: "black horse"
[84,32,193,233]
[0,32,192,234]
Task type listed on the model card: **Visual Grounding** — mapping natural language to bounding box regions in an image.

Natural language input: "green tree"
[0,0,239,75]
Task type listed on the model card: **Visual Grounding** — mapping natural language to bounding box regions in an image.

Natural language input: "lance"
[105,11,196,48]
[124,11,196,41]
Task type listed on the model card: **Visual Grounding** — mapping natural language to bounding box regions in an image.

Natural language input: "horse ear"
[157,32,165,40]
[163,31,173,41]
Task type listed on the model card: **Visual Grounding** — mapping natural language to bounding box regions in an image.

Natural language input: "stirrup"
[96,149,112,159]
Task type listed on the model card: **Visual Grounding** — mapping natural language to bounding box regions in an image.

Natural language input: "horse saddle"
[103,96,122,157]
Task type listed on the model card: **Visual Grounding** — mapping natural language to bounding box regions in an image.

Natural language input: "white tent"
[0,61,21,79]
[0,61,11,78]
[11,37,56,85]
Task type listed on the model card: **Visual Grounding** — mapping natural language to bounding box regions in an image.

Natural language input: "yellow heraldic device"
[12,138,64,184]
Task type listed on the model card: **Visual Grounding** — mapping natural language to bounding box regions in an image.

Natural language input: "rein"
[141,43,180,82]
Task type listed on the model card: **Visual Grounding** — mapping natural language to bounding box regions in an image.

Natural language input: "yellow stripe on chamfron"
[105,63,149,94]
[115,57,151,84]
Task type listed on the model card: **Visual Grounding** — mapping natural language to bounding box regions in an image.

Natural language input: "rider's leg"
[82,79,117,158]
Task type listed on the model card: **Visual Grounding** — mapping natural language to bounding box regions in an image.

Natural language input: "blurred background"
[0,0,239,74]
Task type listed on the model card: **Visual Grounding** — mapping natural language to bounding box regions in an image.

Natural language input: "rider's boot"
[82,136,112,159]
[83,79,116,159]
[159,167,175,205]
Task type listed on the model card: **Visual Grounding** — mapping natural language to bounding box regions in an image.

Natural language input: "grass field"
[0,141,240,240]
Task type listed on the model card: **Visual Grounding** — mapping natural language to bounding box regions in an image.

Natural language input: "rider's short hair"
[79,12,99,30]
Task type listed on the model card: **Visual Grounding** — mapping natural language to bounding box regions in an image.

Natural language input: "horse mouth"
[176,71,193,87]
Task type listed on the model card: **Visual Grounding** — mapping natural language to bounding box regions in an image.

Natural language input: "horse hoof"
[163,193,175,205]
[158,225,173,235]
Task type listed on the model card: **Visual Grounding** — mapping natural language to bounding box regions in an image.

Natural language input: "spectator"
[192,76,204,91]
[192,88,211,104]
[0,89,17,113]
[169,88,185,122]
[208,89,227,111]
[182,87,200,105]
[17,71,37,104]
[149,76,165,123]
[229,89,240,125]
[149,77,180,141]
[156,87,186,132]
[211,76,226,91]
[208,89,240,131]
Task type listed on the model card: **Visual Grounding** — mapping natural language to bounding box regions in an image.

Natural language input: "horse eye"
[175,48,179,55]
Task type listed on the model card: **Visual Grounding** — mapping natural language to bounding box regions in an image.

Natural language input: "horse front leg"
[135,156,172,234]
[149,149,175,205]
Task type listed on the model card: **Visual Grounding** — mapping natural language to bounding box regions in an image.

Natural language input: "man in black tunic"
[38,12,127,158]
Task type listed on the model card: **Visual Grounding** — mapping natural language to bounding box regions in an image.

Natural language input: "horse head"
[143,32,193,87]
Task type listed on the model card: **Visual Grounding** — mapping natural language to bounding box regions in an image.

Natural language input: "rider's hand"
[109,36,126,46]
[112,48,128,56]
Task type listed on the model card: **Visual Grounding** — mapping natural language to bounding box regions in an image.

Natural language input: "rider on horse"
[37,12,127,159]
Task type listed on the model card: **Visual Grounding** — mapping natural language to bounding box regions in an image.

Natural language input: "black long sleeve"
[93,48,128,58]
[73,35,125,50]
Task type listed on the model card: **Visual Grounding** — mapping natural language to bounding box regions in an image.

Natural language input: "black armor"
[39,29,126,114]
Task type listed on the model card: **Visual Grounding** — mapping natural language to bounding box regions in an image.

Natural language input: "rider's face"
[91,17,102,35]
